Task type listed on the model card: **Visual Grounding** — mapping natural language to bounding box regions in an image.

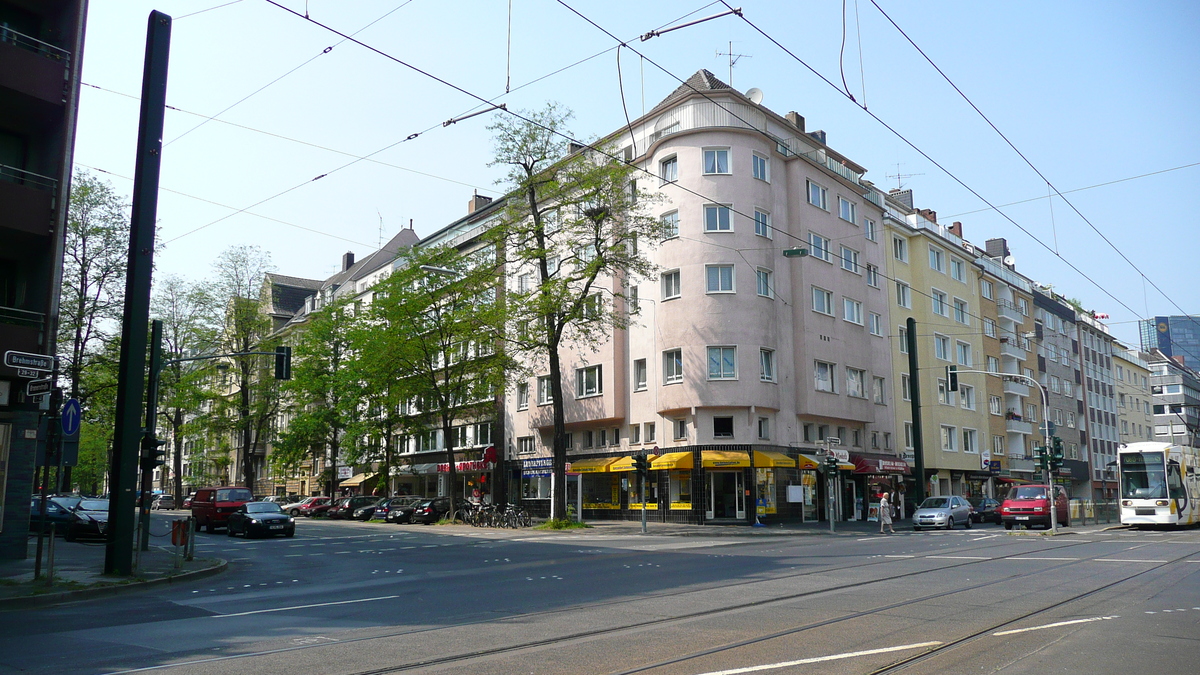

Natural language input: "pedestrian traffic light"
[947,365,959,392]
[274,345,292,380]
[140,432,167,469]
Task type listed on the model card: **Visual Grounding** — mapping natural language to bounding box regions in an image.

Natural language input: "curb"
[0,558,228,610]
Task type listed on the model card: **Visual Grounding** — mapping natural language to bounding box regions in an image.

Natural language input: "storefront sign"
[878,459,909,473]
[989,460,1001,473]
[437,460,495,473]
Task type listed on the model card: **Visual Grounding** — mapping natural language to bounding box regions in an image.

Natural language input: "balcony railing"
[0,25,71,65]
[0,164,58,194]
[0,305,45,329]
[1001,339,1026,360]
[1005,418,1034,435]
[997,299,1024,323]
[1003,379,1030,397]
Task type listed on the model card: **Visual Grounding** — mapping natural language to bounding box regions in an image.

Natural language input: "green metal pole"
[907,317,926,508]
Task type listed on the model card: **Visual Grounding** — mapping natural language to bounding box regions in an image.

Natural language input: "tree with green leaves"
[487,104,667,520]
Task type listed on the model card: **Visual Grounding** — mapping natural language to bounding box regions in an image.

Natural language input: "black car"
[354,498,394,521]
[226,502,296,538]
[328,496,381,520]
[384,496,426,524]
[65,499,111,541]
[410,497,452,525]
[968,497,1002,524]
[29,497,76,533]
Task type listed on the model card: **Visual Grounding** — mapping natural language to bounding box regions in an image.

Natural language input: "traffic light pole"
[137,321,164,554]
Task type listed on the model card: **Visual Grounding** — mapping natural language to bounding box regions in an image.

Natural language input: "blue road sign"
[61,398,82,436]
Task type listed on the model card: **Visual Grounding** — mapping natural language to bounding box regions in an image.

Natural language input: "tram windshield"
[1120,452,1166,499]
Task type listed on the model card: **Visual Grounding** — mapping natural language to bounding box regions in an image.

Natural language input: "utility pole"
[907,317,926,508]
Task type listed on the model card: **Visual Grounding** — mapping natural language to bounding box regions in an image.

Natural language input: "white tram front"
[1118,441,1200,527]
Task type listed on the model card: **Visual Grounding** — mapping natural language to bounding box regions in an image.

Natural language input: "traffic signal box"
[274,345,292,380]
[825,454,839,471]
[632,452,650,477]
[140,430,167,469]
[947,365,959,392]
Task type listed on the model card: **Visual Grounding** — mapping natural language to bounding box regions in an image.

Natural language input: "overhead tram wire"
[867,0,1197,327]
[722,1,1200,367]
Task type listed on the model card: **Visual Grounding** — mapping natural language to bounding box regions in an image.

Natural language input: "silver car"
[913,496,973,530]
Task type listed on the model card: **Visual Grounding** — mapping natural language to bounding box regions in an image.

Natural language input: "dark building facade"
[1141,316,1200,374]
[0,0,87,559]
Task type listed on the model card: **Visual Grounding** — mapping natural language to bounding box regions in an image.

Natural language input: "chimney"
[888,188,913,209]
[808,130,827,145]
[468,193,493,214]
[985,238,1010,260]
[342,251,355,271]
[949,221,963,238]
[917,208,937,223]
[568,142,587,154]
[786,112,805,132]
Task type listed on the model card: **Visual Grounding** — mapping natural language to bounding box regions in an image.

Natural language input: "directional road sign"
[61,398,82,436]
[5,350,54,371]
[27,379,53,396]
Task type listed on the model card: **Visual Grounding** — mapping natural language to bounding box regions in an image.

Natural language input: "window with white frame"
[895,281,912,308]
[1017,297,1028,315]
[938,379,955,406]
[807,180,828,209]
[866,263,880,287]
[634,359,647,391]
[962,428,978,453]
[760,348,775,382]
[703,147,730,174]
[983,317,997,337]
[873,376,886,404]
[757,416,770,440]
[660,210,679,239]
[902,373,911,400]
[707,346,737,380]
[840,246,860,273]
[663,349,683,384]
[673,418,688,440]
[843,297,863,324]
[1066,411,1075,428]
[838,197,857,223]
[932,289,948,316]
[893,236,908,262]
[980,279,993,299]
[630,424,641,444]
[950,257,966,281]
[957,341,972,366]
[661,269,681,300]
[537,376,554,405]
[706,264,735,293]
[986,355,999,373]
[1025,403,1038,422]
[815,360,836,393]
[953,298,969,324]
[809,232,832,262]
[713,416,734,438]
[846,367,866,398]
[517,273,532,293]
[627,285,639,314]
[644,422,656,443]
[989,395,1002,415]
[960,384,975,409]
[756,268,773,298]
[941,425,958,451]
[992,434,1005,456]
[812,286,834,315]
[935,334,950,360]
[518,437,535,455]
[905,422,914,449]
[660,155,677,183]
[517,382,529,410]
[864,218,877,241]
[754,209,771,238]
[869,312,882,336]
[929,246,945,272]
[752,152,769,181]
[575,364,602,398]
[899,325,909,353]
[704,204,732,231]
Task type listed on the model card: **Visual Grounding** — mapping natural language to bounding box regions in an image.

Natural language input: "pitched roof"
[648,69,733,115]
[264,273,322,318]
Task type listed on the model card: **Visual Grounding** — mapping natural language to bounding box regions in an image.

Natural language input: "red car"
[190,486,255,532]
[1001,484,1070,530]
[296,496,332,517]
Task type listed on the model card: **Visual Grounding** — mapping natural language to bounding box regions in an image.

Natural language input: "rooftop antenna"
[887,162,924,190]
[377,210,384,248]
[716,41,750,86]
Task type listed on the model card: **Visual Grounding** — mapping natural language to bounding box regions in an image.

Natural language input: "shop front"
[438,452,498,504]
[850,453,911,521]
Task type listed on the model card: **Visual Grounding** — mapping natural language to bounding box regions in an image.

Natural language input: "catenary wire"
[175,0,244,21]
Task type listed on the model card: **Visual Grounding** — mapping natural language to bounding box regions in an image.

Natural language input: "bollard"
[185,516,195,561]
[46,523,56,587]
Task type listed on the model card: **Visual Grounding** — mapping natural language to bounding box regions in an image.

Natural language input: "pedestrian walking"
[879,491,896,534]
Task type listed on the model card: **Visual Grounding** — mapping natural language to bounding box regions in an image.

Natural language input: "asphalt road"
[2,515,1198,675]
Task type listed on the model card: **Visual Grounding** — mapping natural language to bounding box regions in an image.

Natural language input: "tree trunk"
[240,365,254,492]
[443,416,458,519]
[547,341,567,521]
[172,407,184,503]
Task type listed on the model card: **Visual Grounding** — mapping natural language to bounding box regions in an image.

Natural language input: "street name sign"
[4,350,54,371]
[27,379,53,396]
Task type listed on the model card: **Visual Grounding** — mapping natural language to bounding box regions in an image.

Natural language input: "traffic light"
[140,432,167,469]
[274,345,292,380]
[825,453,839,471]
[632,452,650,476]
[1049,436,1064,471]
[947,365,959,392]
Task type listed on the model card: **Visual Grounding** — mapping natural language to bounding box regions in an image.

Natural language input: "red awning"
[850,453,911,475]
[996,477,1031,484]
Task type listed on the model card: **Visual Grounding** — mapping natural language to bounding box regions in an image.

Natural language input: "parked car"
[182,495,194,509]
[226,502,296,538]
[328,496,381,520]
[968,497,1002,524]
[353,498,393,521]
[29,497,75,533]
[151,494,176,510]
[283,496,321,517]
[384,496,426,524]
[1000,484,1070,530]
[65,499,111,541]
[190,486,255,532]
[258,496,290,504]
[410,497,452,524]
[301,497,335,517]
[913,496,973,530]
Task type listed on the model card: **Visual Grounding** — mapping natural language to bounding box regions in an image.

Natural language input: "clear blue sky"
[74,0,1199,348]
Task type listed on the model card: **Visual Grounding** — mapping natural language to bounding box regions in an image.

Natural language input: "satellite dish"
[1003,255,1016,266]
[745,87,764,104]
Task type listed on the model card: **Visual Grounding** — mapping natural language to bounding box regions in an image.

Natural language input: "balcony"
[0,27,72,106]
[997,300,1024,323]
[1006,418,1034,435]
[1000,338,1026,360]
[1003,379,1030,397]
[1008,457,1036,473]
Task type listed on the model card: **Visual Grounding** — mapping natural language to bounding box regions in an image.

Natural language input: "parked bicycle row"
[453,502,533,528]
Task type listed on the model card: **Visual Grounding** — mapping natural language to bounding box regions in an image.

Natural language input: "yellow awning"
[610,454,657,472]
[702,451,751,468]
[339,472,376,487]
[651,452,693,470]
[797,455,821,470]
[754,450,797,468]
[568,457,617,473]
[838,462,855,471]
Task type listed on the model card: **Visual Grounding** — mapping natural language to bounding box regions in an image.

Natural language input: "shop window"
[669,471,692,507]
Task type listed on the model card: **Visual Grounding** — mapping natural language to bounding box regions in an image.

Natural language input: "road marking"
[927,555,990,560]
[690,641,943,675]
[884,555,914,558]
[211,595,401,617]
[1096,559,1167,563]
[993,615,1119,636]
[1014,557,1078,561]
[283,554,304,558]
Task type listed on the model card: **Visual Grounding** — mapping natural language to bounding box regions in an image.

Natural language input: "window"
[869,312,883,336]
[901,373,911,401]
[703,148,730,174]
[517,382,529,410]
[838,197,856,223]
[660,211,679,239]
[634,359,647,391]
[815,361,836,393]
[893,236,908,262]
[754,209,771,238]
[537,376,554,405]
[873,376,886,404]
[899,325,909,353]
[663,349,683,384]
[962,429,978,454]
[840,246,860,273]
[956,341,972,366]
[630,424,641,444]
[950,258,966,281]
[674,418,688,440]
[660,155,677,183]
[895,281,911,308]
[959,384,975,409]
[992,434,1005,456]
[597,429,607,447]
[980,279,993,299]
[518,437,535,455]
[864,218,877,241]
[953,299,969,324]
[752,152,769,181]
[517,273,532,293]
[905,422,914,449]
[846,367,866,398]
[704,204,732,232]
[576,365,602,398]
[866,264,880,288]
[928,246,945,272]
[1017,297,1028,315]
[989,395,1002,415]
[809,232,832,262]
[986,356,999,373]
[1025,404,1038,422]
[807,180,828,209]
[932,290,948,316]
[707,346,737,380]
[757,417,770,440]
[983,318,997,337]
[627,285,639,314]
[756,268,773,298]
[1066,412,1075,429]
[644,422,656,443]
[843,298,863,324]
[661,270,681,300]
[935,334,950,361]
[760,348,776,382]
[713,416,734,438]
[582,292,602,319]
[611,428,620,446]
[937,379,953,405]
[812,287,834,315]
[706,264,735,293]
[941,425,957,452]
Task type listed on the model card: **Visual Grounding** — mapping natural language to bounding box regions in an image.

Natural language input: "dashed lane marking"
[993,615,1119,636]
[690,641,944,675]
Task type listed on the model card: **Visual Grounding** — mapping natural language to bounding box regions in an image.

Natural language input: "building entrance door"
[705,471,744,520]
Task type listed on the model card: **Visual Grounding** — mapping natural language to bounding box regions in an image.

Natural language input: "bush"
[535,518,590,530]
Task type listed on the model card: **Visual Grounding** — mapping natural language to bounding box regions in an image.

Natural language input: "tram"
[1117,441,1200,527]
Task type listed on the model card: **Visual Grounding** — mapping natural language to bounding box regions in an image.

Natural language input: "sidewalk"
[564,517,1127,538]
[0,535,226,609]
